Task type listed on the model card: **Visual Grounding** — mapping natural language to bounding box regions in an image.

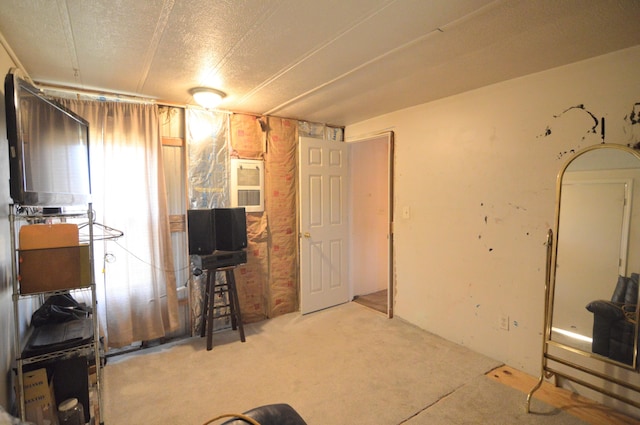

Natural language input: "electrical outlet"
[499,314,509,331]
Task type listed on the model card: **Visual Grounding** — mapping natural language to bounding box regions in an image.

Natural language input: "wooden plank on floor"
[353,290,387,314]
[487,365,640,425]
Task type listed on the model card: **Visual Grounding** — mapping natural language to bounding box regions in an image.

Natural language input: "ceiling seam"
[236,0,398,105]
[262,27,443,117]
[261,0,504,116]
[438,0,503,32]
[56,0,81,85]
[198,0,286,87]
[136,0,175,93]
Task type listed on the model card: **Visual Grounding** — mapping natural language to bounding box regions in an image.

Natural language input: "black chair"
[586,273,639,365]
[219,404,307,425]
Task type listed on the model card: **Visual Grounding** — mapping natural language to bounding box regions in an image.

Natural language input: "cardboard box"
[19,245,91,294]
[23,368,58,425]
[19,223,79,249]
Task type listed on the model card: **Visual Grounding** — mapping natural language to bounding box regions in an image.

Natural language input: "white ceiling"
[0,0,639,126]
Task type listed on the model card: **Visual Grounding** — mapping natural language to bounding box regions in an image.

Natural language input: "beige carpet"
[102,302,588,425]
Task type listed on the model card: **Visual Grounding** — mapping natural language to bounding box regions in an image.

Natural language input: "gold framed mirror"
[528,144,640,413]
[548,144,640,369]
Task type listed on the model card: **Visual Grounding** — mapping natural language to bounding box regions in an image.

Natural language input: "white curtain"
[60,99,179,348]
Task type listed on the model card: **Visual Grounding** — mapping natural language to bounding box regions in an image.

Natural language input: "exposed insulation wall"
[188,112,302,326]
[229,114,299,320]
[264,117,298,316]
[230,114,269,323]
[230,113,266,159]
[235,213,269,323]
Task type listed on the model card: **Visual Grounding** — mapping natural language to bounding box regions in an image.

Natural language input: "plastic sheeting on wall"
[186,108,229,209]
[298,121,344,142]
[326,126,344,141]
[298,120,325,139]
[186,108,230,335]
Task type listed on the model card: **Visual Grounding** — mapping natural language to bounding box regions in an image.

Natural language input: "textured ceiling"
[0,0,639,126]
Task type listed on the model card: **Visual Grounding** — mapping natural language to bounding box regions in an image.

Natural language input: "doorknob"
[303,232,311,238]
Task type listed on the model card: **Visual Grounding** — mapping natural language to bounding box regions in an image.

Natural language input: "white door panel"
[299,137,349,314]
[552,179,630,342]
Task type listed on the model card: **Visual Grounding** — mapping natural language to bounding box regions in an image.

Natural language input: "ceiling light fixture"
[190,87,227,109]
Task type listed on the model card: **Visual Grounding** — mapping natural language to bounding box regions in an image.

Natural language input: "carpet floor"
[102,302,590,425]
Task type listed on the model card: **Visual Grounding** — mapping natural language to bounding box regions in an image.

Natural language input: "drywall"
[345,45,640,411]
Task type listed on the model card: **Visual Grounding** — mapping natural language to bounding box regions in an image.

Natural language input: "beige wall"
[0,40,17,410]
[346,45,640,411]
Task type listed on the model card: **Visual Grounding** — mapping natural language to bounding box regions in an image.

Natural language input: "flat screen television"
[5,68,91,207]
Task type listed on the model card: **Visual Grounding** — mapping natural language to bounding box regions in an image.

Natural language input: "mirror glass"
[550,145,640,368]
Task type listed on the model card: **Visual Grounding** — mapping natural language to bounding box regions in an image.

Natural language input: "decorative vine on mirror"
[550,145,640,369]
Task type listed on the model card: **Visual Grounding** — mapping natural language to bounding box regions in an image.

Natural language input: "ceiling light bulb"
[191,87,226,109]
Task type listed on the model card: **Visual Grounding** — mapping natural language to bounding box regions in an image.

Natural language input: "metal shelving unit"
[10,203,103,424]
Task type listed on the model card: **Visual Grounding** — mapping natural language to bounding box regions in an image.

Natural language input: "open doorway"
[348,132,394,317]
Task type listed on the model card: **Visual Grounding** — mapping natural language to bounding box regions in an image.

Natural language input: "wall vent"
[230,158,264,212]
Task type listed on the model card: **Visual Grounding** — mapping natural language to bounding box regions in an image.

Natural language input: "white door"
[552,179,631,341]
[299,137,349,314]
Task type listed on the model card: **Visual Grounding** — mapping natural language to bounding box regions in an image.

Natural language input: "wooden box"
[19,245,91,294]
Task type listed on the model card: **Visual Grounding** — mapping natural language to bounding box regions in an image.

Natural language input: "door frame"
[347,131,394,318]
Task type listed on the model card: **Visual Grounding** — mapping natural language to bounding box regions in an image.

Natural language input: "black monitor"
[5,69,91,206]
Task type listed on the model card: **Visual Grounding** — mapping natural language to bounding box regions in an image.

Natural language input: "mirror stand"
[527,144,640,413]
[527,230,640,411]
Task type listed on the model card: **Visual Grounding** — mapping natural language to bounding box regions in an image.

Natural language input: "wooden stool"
[200,266,246,350]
